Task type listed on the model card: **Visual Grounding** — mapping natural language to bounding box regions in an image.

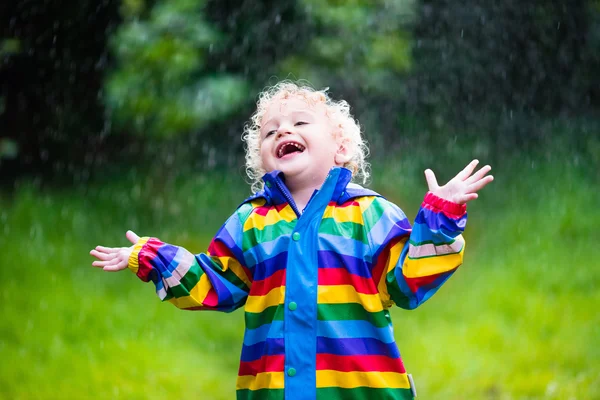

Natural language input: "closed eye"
[265,130,276,137]
[295,121,308,126]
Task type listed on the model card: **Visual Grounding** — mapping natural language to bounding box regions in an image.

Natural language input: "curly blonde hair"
[242,81,370,193]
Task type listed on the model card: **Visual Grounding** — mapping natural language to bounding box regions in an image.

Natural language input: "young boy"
[91,82,493,400]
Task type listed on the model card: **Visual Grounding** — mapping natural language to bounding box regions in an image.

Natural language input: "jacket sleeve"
[127,204,254,312]
[364,192,467,310]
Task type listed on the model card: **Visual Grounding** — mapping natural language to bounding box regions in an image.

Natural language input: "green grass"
[1,152,598,399]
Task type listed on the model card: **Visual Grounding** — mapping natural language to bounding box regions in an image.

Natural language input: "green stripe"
[163,262,205,300]
[319,218,368,244]
[317,303,391,328]
[244,304,284,330]
[407,248,462,260]
[316,386,413,400]
[361,197,390,233]
[237,388,284,400]
[386,269,412,310]
[179,261,204,293]
[205,257,251,292]
[242,220,295,251]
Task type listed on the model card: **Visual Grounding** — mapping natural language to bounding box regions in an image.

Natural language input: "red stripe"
[202,287,219,307]
[328,200,360,209]
[316,354,406,373]
[422,192,466,219]
[318,268,378,294]
[250,269,286,296]
[208,240,253,284]
[254,203,289,217]
[405,270,455,293]
[137,238,163,282]
[208,238,234,258]
[370,236,404,289]
[238,355,285,376]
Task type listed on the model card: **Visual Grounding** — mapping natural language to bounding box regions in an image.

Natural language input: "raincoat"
[129,167,467,400]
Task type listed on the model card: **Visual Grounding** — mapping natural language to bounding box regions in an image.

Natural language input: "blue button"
[287,367,296,377]
[292,232,300,241]
[288,301,297,311]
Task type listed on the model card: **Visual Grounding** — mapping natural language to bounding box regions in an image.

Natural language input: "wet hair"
[242,81,370,193]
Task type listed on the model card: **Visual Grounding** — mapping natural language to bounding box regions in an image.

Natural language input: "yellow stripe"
[316,370,410,389]
[322,203,363,224]
[378,239,406,308]
[356,196,377,214]
[403,245,465,278]
[217,256,252,288]
[245,286,285,313]
[127,237,150,274]
[244,204,296,231]
[167,273,212,309]
[236,372,285,390]
[318,285,383,312]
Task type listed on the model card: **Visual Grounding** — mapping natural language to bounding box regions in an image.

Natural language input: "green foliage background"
[1,0,599,398]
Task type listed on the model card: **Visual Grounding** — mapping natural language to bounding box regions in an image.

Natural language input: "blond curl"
[242,81,370,193]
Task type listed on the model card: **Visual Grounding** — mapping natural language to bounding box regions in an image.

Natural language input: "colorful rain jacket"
[128,167,467,400]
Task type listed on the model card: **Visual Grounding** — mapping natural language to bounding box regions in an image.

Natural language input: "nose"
[275,123,293,138]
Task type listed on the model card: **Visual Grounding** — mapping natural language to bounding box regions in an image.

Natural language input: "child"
[91,81,493,400]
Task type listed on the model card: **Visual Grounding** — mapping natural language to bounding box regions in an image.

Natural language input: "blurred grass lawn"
[1,152,598,399]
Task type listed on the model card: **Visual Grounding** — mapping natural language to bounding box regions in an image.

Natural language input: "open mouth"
[276,141,305,159]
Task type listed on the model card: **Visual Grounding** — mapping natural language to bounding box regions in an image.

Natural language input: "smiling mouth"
[276,141,305,158]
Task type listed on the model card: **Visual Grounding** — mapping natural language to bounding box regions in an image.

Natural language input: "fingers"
[92,256,123,268]
[456,159,480,180]
[126,230,140,245]
[465,164,492,184]
[90,249,117,261]
[455,193,478,204]
[424,169,439,191]
[103,259,128,272]
[466,175,494,194]
[93,245,120,254]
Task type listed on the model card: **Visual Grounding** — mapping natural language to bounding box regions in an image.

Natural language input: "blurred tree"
[104,0,249,139]
[409,0,600,146]
[272,0,417,153]
[0,0,120,183]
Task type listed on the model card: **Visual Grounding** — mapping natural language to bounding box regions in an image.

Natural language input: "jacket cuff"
[128,237,150,274]
[423,192,467,218]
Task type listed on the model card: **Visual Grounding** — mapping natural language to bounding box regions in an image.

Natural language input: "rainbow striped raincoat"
[128,167,467,400]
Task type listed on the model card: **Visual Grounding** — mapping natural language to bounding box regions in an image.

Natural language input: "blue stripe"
[410,222,459,245]
[316,337,400,358]
[243,319,395,346]
[243,321,284,346]
[243,235,290,268]
[317,233,372,263]
[240,338,285,362]
[252,251,288,281]
[416,207,467,232]
[317,251,372,278]
[316,320,395,343]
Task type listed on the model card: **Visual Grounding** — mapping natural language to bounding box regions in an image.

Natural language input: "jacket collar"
[241,167,381,207]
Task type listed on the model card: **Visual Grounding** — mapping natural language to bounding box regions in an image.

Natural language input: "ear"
[334,138,353,165]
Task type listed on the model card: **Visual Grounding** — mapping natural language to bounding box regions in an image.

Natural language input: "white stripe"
[408,236,464,258]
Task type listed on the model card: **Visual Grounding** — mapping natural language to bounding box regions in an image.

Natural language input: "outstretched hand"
[90,230,140,272]
[425,159,493,205]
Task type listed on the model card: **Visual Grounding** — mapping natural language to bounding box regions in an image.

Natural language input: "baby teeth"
[278,142,305,158]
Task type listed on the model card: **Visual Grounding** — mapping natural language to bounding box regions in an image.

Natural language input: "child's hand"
[424,159,493,204]
[90,230,140,272]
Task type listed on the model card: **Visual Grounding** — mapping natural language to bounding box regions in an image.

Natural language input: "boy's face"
[259,96,349,189]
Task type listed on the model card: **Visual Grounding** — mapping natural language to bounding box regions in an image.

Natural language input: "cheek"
[259,142,272,166]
